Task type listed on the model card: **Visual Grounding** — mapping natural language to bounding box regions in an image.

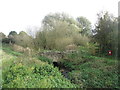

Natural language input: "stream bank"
[53,61,71,79]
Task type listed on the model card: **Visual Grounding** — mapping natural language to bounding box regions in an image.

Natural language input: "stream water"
[60,68,70,79]
[53,62,70,79]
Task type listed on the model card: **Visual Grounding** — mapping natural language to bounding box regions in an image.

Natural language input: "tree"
[76,16,92,36]
[8,31,17,36]
[0,32,6,39]
[14,31,34,48]
[7,31,17,44]
[35,31,47,49]
[35,13,89,50]
[0,32,6,43]
[26,26,39,38]
[94,11,118,57]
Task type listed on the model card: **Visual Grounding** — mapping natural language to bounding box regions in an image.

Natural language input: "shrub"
[55,37,74,50]
[73,34,89,46]
[86,43,99,55]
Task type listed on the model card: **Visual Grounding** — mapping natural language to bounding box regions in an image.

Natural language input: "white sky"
[0,0,119,35]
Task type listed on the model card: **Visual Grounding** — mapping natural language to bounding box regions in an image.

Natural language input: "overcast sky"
[0,0,119,35]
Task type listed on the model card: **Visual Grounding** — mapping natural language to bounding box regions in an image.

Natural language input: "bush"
[55,37,74,50]
[73,34,89,46]
[86,43,99,55]
[2,62,79,88]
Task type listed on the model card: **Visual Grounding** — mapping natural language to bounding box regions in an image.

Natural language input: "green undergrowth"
[2,46,79,88]
[2,62,79,88]
[61,51,119,88]
[38,56,53,64]
[2,44,23,56]
[2,44,119,88]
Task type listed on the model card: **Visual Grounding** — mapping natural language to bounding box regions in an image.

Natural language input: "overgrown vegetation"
[38,56,53,64]
[61,51,119,88]
[2,46,78,88]
[1,11,119,88]
[34,13,90,50]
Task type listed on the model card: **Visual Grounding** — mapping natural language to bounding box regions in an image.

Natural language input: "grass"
[2,44,23,56]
